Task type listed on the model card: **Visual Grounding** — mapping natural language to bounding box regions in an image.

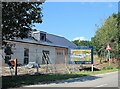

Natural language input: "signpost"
[106,44,112,66]
[71,46,94,64]
[9,59,17,76]
[71,46,94,71]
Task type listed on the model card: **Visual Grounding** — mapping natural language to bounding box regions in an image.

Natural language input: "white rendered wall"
[11,42,56,65]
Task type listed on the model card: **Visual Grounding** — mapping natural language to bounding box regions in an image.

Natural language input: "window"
[40,33,46,41]
[24,48,29,64]
[57,52,63,56]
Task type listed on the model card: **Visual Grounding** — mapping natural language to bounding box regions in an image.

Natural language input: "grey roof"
[4,38,68,48]
[46,34,77,49]
[5,32,77,49]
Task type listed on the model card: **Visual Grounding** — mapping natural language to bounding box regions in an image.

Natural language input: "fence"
[2,64,82,76]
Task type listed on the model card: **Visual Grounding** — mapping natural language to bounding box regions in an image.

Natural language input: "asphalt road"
[24,71,119,88]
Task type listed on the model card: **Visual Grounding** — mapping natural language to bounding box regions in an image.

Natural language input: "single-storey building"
[2,31,77,65]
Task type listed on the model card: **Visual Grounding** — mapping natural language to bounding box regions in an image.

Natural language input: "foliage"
[91,13,119,58]
[117,13,120,58]
[72,40,92,46]
[2,2,45,64]
[2,2,44,40]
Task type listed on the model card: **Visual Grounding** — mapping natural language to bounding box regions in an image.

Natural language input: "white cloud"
[72,36,88,41]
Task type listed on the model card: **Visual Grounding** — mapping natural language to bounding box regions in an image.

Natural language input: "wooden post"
[15,59,17,76]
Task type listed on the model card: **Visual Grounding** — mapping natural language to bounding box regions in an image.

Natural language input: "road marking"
[96,84,108,87]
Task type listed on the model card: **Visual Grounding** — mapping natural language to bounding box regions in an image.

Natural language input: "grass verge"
[77,67,119,75]
[2,73,87,88]
[2,67,119,88]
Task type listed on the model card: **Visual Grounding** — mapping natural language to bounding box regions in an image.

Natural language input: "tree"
[117,13,120,66]
[2,2,44,40]
[72,40,92,46]
[91,13,119,59]
[4,44,13,63]
[2,1,45,64]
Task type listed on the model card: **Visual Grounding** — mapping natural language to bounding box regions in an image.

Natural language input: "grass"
[77,67,119,75]
[2,73,87,88]
[2,67,119,88]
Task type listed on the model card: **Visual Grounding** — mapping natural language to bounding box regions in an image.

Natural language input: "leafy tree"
[4,44,13,63]
[2,1,45,64]
[91,13,119,59]
[117,13,120,65]
[2,2,44,40]
[72,40,92,46]
[72,40,80,46]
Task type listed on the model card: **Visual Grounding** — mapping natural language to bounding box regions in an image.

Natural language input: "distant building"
[3,31,77,65]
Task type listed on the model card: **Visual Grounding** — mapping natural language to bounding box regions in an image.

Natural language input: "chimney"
[31,31,40,41]
[32,30,47,41]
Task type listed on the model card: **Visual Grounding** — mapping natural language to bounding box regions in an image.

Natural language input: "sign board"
[71,46,94,64]
[106,44,112,50]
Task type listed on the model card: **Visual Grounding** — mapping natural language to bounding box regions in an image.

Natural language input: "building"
[3,31,77,65]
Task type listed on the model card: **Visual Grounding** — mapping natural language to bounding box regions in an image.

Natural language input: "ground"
[1,56,119,88]
[2,55,119,76]
[24,71,118,87]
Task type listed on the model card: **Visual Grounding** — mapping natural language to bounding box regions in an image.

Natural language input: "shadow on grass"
[2,73,101,89]
[53,75,101,85]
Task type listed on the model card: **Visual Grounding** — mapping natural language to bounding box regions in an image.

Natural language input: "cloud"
[72,36,87,41]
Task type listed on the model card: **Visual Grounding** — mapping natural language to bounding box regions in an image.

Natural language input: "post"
[36,49,39,74]
[108,50,110,66]
[106,44,111,66]
[36,65,39,74]
[15,59,17,76]
[91,64,94,72]
[91,46,94,72]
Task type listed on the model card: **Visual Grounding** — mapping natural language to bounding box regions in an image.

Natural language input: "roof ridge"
[47,33,64,38]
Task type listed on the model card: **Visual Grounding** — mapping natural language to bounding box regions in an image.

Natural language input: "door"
[55,48,66,64]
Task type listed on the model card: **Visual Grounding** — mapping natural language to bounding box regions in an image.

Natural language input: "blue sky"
[33,2,118,41]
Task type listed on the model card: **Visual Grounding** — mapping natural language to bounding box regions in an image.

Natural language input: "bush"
[102,66,114,70]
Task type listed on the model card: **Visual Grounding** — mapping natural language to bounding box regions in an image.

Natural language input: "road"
[24,71,119,88]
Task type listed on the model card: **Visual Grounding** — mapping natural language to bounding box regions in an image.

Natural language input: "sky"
[33,2,118,41]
